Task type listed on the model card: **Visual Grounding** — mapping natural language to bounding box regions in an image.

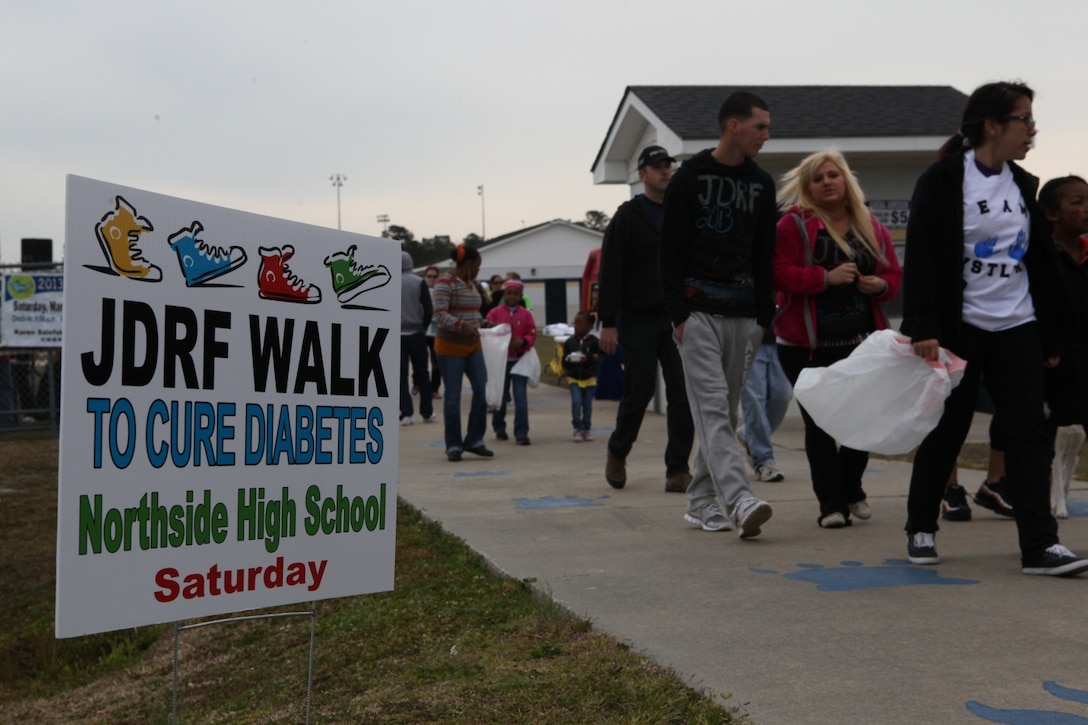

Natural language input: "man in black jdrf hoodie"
[598,145,695,493]
[660,91,777,539]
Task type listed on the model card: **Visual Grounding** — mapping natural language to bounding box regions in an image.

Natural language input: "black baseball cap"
[637,145,676,169]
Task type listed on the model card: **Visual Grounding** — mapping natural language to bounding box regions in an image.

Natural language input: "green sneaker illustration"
[323,245,391,304]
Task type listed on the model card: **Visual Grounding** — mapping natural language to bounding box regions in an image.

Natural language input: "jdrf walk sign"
[56,175,400,637]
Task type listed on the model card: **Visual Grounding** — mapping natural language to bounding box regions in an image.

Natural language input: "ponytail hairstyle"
[778,149,886,264]
[936,81,1034,160]
[449,243,481,267]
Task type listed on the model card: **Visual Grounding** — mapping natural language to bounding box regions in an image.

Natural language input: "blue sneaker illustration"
[168,221,247,286]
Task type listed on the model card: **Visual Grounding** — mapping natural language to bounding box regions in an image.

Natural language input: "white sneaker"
[733,497,773,539]
[424,414,438,423]
[400,416,413,427]
[819,511,847,528]
[755,461,784,482]
[849,500,872,520]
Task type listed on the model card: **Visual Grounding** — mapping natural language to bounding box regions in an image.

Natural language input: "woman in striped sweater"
[432,244,495,462]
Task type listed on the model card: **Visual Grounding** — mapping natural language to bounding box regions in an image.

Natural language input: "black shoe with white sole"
[1022,544,1088,577]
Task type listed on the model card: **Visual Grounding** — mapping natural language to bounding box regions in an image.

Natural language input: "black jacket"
[597,195,667,328]
[659,149,777,328]
[561,334,602,381]
[1045,246,1088,425]
[900,149,1061,357]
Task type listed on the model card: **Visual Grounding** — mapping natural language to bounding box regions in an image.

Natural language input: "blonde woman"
[772,150,902,528]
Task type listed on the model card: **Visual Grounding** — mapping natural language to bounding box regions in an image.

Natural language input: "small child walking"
[484,280,537,445]
[562,310,602,442]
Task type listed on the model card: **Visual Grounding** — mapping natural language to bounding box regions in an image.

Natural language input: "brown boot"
[605,450,626,489]
[665,471,692,493]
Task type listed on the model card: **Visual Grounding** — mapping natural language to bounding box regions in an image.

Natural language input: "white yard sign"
[56,176,399,637]
[1,273,64,347]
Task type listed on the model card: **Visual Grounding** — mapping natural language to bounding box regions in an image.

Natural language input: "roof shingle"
[628,85,968,139]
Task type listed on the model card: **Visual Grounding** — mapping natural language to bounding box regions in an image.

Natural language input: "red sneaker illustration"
[94,196,162,281]
[257,245,321,303]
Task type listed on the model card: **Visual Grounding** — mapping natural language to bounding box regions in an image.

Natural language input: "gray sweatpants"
[677,312,762,515]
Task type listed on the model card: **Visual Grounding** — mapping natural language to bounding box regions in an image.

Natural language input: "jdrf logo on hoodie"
[694,175,766,234]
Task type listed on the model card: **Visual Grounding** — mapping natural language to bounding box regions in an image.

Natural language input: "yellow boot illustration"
[94,196,162,281]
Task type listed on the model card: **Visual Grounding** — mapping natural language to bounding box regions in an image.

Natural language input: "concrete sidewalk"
[396,380,1088,725]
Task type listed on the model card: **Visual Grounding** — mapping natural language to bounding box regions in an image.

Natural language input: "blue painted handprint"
[752,560,978,591]
[974,235,999,258]
[1009,229,1028,261]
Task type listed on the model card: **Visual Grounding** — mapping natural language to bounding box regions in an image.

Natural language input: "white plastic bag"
[480,323,511,408]
[793,329,966,455]
[511,348,541,388]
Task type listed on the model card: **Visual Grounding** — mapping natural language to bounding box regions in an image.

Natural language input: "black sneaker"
[941,484,972,521]
[975,478,1014,517]
[907,532,940,564]
[494,431,509,441]
[1023,544,1088,577]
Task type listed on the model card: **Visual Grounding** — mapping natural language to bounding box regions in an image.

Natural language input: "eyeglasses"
[1001,114,1035,130]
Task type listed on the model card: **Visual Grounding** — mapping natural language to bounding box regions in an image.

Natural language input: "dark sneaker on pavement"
[605,450,627,489]
[907,532,940,564]
[1022,544,1088,577]
[941,484,972,521]
[975,478,1014,517]
[684,502,732,531]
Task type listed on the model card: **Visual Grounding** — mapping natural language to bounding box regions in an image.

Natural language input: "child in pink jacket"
[485,280,537,444]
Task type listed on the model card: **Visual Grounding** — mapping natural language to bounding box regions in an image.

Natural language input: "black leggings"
[906,322,1057,562]
[778,343,869,520]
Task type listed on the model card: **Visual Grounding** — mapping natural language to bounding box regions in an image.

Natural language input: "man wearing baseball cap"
[597,145,695,493]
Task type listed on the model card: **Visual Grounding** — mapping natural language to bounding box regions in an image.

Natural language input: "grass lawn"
[0,434,743,724]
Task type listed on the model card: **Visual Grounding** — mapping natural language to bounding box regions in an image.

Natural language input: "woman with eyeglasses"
[901,81,1087,576]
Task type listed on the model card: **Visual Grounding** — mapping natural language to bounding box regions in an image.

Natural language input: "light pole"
[330,174,346,230]
[477,184,486,242]
[376,214,389,235]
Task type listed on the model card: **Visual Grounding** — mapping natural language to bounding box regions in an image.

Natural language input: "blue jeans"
[400,332,433,419]
[607,309,694,476]
[437,350,487,453]
[492,359,529,441]
[569,383,595,432]
[740,342,792,467]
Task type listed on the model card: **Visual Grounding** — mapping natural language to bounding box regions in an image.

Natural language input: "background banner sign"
[2,273,64,347]
[56,175,400,637]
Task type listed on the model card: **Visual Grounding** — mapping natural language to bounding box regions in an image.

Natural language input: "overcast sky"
[3,0,1087,263]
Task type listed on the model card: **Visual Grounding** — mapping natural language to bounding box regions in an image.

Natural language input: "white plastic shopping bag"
[480,323,511,408]
[510,348,541,388]
[793,329,966,455]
